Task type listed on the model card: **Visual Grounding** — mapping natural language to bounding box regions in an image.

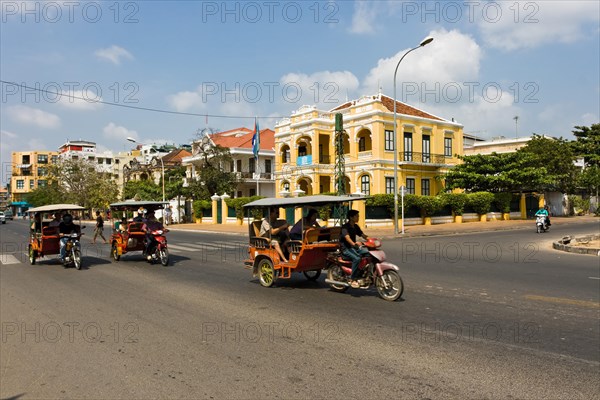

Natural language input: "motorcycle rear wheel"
[327,264,349,293]
[376,270,403,301]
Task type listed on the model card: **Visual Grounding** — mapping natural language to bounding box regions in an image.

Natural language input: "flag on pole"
[252,117,260,161]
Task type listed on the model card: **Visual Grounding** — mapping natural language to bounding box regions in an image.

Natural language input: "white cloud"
[279,70,360,108]
[103,122,138,141]
[166,90,205,112]
[349,1,378,34]
[57,89,103,110]
[477,1,600,50]
[362,29,481,98]
[94,45,134,65]
[7,105,61,129]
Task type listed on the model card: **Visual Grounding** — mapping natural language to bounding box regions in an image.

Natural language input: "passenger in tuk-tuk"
[289,208,321,240]
[260,208,290,263]
[49,213,62,227]
[30,213,42,235]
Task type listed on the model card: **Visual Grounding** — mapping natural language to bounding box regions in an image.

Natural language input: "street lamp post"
[393,36,433,235]
[127,137,165,202]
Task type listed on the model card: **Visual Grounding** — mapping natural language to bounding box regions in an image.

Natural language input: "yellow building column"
[220,194,230,224]
[353,199,366,226]
[538,194,545,208]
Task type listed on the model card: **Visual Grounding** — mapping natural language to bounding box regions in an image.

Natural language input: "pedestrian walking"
[92,210,107,244]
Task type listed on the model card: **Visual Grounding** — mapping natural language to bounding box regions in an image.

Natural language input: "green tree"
[123,179,161,201]
[26,181,65,207]
[48,158,119,209]
[518,135,577,193]
[187,144,240,200]
[571,123,600,167]
[444,152,548,193]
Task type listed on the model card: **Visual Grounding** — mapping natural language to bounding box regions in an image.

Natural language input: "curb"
[553,234,600,256]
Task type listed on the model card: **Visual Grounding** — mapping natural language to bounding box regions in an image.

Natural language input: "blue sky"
[1,0,599,185]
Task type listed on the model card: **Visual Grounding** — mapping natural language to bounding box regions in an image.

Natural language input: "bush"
[414,196,443,217]
[193,200,212,218]
[467,192,495,215]
[493,192,513,213]
[225,196,264,220]
[439,192,468,216]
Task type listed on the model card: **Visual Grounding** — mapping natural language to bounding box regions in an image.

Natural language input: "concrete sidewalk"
[165,216,598,238]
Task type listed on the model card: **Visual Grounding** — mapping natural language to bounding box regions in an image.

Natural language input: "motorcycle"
[535,215,549,233]
[144,229,169,266]
[325,238,404,301]
[61,232,83,269]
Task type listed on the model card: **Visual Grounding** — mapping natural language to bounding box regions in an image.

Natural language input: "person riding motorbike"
[535,205,551,226]
[58,213,78,261]
[142,211,164,261]
[340,209,370,288]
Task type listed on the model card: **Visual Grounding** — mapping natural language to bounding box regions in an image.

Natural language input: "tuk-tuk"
[27,204,86,269]
[243,195,367,287]
[108,201,170,266]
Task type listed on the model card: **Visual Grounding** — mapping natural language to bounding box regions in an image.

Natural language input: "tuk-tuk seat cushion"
[42,226,58,236]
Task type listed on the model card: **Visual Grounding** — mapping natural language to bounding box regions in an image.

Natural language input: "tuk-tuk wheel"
[258,259,277,287]
[28,245,36,265]
[111,243,120,262]
[303,270,321,281]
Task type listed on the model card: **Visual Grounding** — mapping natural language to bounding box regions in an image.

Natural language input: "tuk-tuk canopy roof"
[27,204,86,213]
[243,195,369,208]
[109,201,169,211]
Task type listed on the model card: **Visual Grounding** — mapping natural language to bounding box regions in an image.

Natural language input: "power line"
[0,80,287,120]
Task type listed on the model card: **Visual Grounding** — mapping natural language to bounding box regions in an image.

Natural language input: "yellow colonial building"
[10,150,59,214]
[274,94,464,197]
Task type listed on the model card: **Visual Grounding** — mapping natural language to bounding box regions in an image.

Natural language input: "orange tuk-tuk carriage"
[108,201,169,265]
[243,195,367,287]
[27,204,86,269]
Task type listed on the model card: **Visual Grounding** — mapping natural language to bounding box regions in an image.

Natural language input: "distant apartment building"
[10,150,59,214]
[123,144,192,188]
[182,127,276,198]
[274,94,464,197]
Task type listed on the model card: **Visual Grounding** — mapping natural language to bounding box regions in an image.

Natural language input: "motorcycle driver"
[142,211,164,261]
[340,209,370,288]
[535,205,551,226]
[59,213,78,261]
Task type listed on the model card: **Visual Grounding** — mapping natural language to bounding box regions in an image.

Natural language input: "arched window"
[360,175,370,195]
[280,145,290,164]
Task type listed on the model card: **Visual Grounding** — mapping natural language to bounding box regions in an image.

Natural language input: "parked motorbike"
[144,229,169,266]
[325,238,404,301]
[62,232,83,269]
[535,215,549,233]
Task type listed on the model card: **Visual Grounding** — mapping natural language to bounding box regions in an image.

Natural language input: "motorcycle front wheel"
[376,270,403,301]
[327,264,349,293]
[159,247,169,266]
[73,248,81,270]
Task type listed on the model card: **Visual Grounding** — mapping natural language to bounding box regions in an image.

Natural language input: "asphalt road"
[1,219,599,399]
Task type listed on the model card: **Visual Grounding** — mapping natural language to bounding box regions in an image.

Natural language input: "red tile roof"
[330,94,444,121]
[210,127,275,151]
[162,149,192,165]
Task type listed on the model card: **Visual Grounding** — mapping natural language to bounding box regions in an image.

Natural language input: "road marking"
[0,254,21,265]
[524,294,600,309]
[168,244,203,252]
[589,277,600,280]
